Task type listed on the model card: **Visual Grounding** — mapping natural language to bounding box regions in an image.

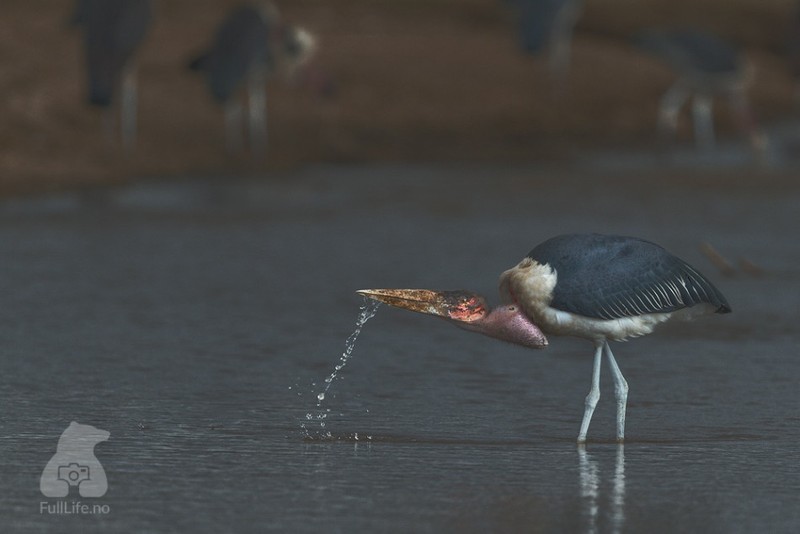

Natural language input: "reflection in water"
[612,446,625,533]
[578,446,600,534]
[578,446,625,534]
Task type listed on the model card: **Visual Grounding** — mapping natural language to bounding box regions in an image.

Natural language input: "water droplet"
[301,298,381,433]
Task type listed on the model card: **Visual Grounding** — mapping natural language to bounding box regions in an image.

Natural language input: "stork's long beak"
[356,289,487,323]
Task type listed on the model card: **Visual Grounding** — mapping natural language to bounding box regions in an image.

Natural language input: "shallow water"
[0,165,798,532]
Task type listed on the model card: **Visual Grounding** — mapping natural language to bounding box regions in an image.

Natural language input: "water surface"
[0,165,798,532]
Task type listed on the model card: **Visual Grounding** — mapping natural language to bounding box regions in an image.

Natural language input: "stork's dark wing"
[528,234,731,320]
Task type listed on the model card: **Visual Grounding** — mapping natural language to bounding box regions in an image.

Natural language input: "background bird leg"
[691,93,715,151]
[247,65,267,160]
[548,1,581,97]
[224,100,244,155]
[102,105,117,149]
[727,85,768,159]
[120,63,138,152]
[657,81,689,148]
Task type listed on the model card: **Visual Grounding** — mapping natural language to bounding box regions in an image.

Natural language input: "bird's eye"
[507,306,516,311]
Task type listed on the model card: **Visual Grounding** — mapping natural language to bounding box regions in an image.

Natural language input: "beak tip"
[356,289,383,302]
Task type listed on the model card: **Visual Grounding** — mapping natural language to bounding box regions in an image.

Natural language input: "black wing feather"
[528,234,731,320]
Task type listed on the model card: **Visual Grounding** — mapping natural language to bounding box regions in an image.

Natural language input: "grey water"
[0,164,798,533]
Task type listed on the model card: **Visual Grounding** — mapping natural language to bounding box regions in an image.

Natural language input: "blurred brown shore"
[0,0,796,197]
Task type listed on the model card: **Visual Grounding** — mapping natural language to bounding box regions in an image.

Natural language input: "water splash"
[301,297,381,438]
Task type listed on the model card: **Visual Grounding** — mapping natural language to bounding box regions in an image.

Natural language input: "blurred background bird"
[71,0,152,152]
[788,2,800,106]
[505,0,584,94]
[635,28,768,158]
[188,2,324,160]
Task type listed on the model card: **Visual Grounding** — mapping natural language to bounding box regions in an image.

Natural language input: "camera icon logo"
[57,463,90,487]
[40,422,110,498]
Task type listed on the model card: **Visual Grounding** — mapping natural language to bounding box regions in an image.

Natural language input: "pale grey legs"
[120,64,138,152]
[658,80,766,155]
[223,67,267,159]
[577,341,603,443]
[246,66,267,160]
[224,100,244,154]
[658,82,717,151]
[657,81,689,145]
[691,94,715,150]
[605,341,629,441]
[577,340,629,443]
[727,86,768,157]
[103,64,138,152]
[547,0,582,95]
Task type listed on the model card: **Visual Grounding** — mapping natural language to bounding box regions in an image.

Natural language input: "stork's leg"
[548,2,581,96]
[577,341,604,443]
[224,100,244,155]
[247,66,267,160]
[604,341,628,442]
[102,107,118,148]
[691,94,715,150]
[728,86,768,157]
[657,82,689,145]
[548,26,573,95]
[120,64,138,152]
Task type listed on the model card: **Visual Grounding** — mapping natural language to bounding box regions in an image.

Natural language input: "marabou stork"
[506,0,584,89]
[189,2,318,157]
[358,233,731,443]
[635,28,767,155]
[72,0,152,151]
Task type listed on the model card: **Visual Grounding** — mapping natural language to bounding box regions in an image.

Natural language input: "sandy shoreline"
[1,0,796,196]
